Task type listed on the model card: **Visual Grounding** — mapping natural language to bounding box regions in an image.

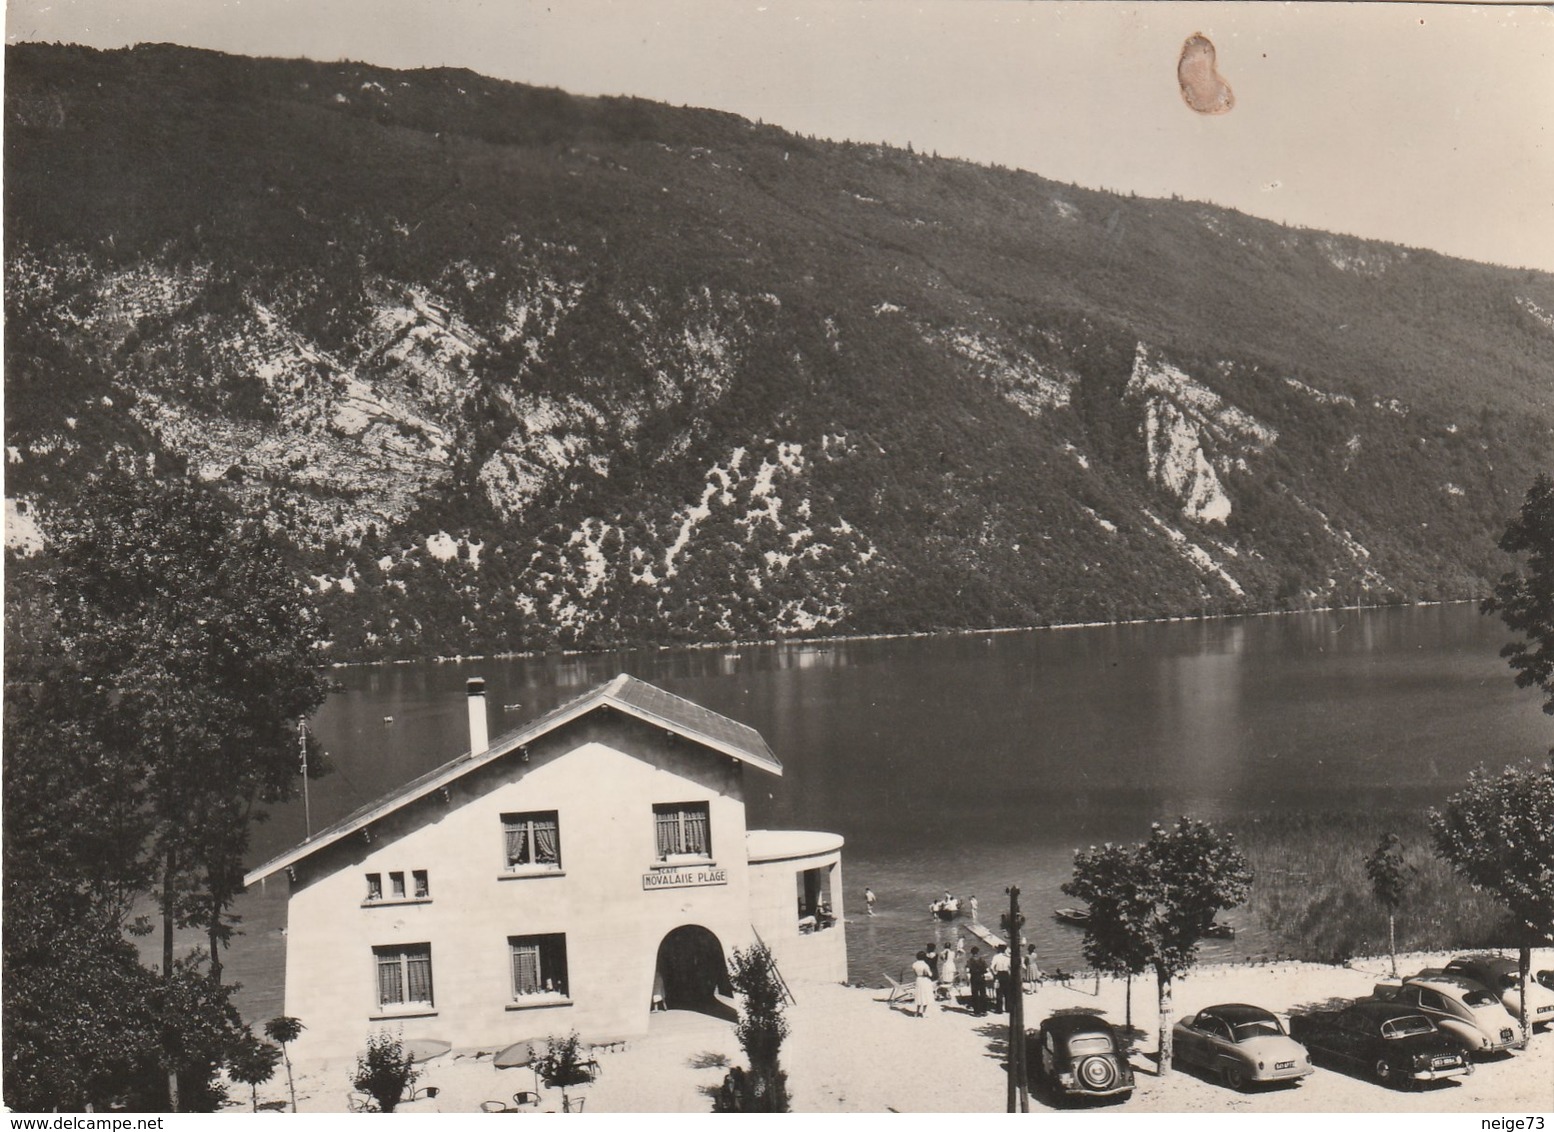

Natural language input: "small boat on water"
[1054,907,1090,927]
[1205,920,1236,939]
[929,896,961,921]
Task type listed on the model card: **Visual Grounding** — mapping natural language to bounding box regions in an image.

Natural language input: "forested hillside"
[6,43,1552,659]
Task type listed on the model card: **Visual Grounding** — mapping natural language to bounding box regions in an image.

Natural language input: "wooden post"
[1006,886,1029,1113]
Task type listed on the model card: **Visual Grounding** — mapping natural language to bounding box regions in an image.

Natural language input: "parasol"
[404,1038,452,1064]
[493,1040,537,1070]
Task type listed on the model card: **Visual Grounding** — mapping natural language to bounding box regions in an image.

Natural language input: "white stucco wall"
[747,831,848,986]
[281,731,762,1061]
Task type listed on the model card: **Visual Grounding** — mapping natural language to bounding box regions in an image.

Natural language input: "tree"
[1,878,160,1111]
[22,466,332,1107]
[351,1030,418,1113]
[1430,759,1554,1042]
[1364,832,1413,977]
[533,1031,595,1113]
[263,1016,304,1113]
[717,943,790,1112]
[1482,472,1554,716]
[226,1032,281,1112]
[44,471,332,1106]
[1058,842,1153,1034]
[1065,818,1252,1074]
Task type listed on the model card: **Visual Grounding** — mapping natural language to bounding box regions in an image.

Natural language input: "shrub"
[717,944,790,1112]
[533,1031,594,1113]
[351,1031,417,1113]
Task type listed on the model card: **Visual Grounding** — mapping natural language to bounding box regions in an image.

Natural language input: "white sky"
[6,0,1553,271]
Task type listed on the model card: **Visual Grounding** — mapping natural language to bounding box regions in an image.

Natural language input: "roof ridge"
[242,673,779,887]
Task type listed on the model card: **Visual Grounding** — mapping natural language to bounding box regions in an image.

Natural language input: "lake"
[224,603,1550,1023]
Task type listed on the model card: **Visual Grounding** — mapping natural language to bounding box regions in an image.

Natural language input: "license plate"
[1538,1005,1553,1014]
[1432,1057,1457,1069]
[1274,1061,1295,1070]
[1500,1029,1514,1041]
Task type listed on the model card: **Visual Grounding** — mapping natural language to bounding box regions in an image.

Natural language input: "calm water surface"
[224,605,1550,1022]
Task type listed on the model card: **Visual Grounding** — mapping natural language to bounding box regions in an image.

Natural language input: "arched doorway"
[653,925,736,1021]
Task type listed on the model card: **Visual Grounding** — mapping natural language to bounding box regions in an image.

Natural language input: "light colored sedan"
[1374,974,1526,1055]
[1172,1003,1314,1090]
[1443,956,1554,1030]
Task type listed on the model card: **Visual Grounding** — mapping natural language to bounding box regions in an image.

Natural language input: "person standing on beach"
[969,894,979,923]
[937,942,957,1003]
[865,886,876,916]
[967,947,990,1016]
[923,942,939,981]
[990,944,1012,1014]
[911,951,934,1017]
[1024,942,1042,989]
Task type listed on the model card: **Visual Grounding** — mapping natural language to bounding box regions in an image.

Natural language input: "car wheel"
[1374,1058,1392,1086]
[1223,1063,1248,1091]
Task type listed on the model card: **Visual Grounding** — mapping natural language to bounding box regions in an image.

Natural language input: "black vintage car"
[1026,1014,1135,1104]
[1287,1000,1473,1089]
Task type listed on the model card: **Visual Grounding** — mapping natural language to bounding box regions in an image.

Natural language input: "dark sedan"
[1026,1014,1135,1104]
[1288,1000,1473,1089]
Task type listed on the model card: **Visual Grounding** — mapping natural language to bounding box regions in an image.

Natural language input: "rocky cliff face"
[6,44,1551,658]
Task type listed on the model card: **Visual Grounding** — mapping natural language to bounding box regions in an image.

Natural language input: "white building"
[243,674,846,1061]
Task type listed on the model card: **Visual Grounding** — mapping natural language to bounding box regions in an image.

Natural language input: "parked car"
[1539,969,1554,993]
[1172,1003,1314,1090]
[1443,955,1554,1029]
[1288,1001,1473,1088]
[1374,973,1526,1055]
[1027,1014,1135,1104]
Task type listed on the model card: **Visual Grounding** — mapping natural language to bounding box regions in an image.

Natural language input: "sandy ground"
[232,949,1554,1115]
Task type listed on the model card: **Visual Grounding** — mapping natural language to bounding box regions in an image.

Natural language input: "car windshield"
[1462,989,1497,1007]
[1068,1035,1114,1055]
[1233,1019,1284,1039]
[1381,1016,1434,1038]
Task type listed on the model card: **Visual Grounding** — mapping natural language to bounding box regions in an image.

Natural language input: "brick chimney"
[467,677,489,755]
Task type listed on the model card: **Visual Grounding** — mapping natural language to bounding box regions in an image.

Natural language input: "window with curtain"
[501,811,562,870]
[509,934,569,999]
[374,943,433,1009]
[652,801,711,860]
[365,873,382,901]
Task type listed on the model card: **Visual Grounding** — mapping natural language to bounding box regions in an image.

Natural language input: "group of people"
[907,939,1043,1018]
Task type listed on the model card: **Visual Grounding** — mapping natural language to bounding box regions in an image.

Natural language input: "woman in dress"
[937,943,957,1003]
[911,950,934,1017]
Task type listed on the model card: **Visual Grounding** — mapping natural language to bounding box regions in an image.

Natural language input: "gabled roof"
[243,674,781,886]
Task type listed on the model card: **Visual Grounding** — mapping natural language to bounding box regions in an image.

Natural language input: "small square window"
[653,802,711,860]
[365,873,383,902]
[389,871,406,899]
[509,933,569,1000]
[502,812,562,871]
[374,943,433,1009]
[413,869,430,899]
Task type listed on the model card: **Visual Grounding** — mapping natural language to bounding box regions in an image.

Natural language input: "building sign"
[642,867,729,891]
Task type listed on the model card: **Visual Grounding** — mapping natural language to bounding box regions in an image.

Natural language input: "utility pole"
[1005,886,1029,1113]
[299,717,312,840]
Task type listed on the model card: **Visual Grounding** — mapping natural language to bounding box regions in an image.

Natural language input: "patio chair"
[480,1101,510,1113]
[347,1091,375,1113]
[513,1090,541,1108]
[881,971,912,1008]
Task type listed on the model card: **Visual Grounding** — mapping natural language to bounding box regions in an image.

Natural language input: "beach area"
[230,949,1554,1115]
